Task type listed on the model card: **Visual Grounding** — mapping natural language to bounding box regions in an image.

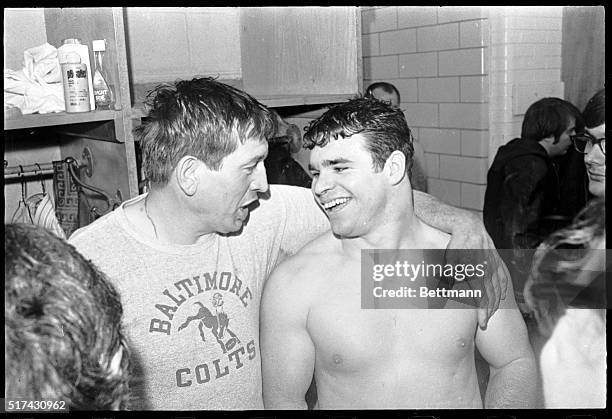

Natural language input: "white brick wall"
[362,6,564,212]
[417,23,459,51]
[488,7,564,164]
[419,128,460,154]
[380,29,417,54]
[418,77,460,102]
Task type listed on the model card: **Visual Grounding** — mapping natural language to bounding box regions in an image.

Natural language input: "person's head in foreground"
[521,97,583,158]
[135,77,277,234]
[365,81,401,107]
[573,88,605,198]
[303,96,414,238]
[5,223,130,410]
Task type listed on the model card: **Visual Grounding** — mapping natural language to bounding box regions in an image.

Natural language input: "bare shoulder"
[267,231,339,292]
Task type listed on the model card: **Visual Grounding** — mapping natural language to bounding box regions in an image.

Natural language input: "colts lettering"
[175,340,257,387]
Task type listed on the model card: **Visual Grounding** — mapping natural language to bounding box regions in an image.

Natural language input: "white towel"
[4,42,65,114]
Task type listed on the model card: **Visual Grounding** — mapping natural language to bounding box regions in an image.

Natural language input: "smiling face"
[199,138,269,233]
[584,123,606,198]
[309,134,390,238]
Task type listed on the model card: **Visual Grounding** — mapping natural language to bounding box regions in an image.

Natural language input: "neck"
[145,187,214,245]
[340,188,424,253]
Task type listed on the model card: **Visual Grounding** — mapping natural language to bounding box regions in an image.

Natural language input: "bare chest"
[307,281,478,374]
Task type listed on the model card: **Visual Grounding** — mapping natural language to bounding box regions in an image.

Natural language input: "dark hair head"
[365,82,401,104]
[303,96,414,176]
[135,77,276,185]
[5,223,131,410]
[521,97,584,143]
[524,198,606,337]
[583,88,605,129]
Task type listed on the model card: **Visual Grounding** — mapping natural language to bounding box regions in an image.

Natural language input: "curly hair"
[5,224,131,410]
[135,77,276,185]
[303,96,414,177]
[524,198,606,337]
[583,88,605,129]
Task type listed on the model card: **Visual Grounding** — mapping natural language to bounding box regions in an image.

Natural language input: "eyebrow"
[243,153,267,166]
[308,158,353,171]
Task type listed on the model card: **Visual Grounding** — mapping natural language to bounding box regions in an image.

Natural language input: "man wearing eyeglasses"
[574,88,606,199]
[483,97,585,315]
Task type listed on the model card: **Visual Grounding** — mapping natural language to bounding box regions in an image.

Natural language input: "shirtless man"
[261,97,538,409]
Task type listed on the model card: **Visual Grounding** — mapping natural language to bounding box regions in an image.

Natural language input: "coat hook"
[35,163,46,194]
[18,165,27,203]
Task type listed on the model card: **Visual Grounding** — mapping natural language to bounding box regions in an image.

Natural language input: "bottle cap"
[92,39,106,52]
[65,52,82,64]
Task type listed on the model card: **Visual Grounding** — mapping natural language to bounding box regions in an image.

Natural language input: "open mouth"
[236,199,259,219]
[321,197,351,213]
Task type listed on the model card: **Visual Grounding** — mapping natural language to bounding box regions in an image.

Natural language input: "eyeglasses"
[571,132,606,155]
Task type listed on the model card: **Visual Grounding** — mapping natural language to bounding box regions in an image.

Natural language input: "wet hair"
[521,97,584,144]
[524,198,606,337]
[5,223,131,410]
[365,82,401,104]
[135,77,276,185]
[583,88,605,129]
[303,96,414,176]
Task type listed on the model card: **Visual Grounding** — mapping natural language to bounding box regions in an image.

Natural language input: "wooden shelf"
[4,110,118,131]
[257,94,354,108]
[131,93,354,120]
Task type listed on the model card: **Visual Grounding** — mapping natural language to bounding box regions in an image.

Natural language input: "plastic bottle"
[92,39,115,110]
[61,52,90,113]
[57,38,95,111]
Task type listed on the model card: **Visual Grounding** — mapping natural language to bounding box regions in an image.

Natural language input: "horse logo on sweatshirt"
[177,293,241,353]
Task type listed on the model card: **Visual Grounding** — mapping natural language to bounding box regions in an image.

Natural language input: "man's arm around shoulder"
[261,257,316,409]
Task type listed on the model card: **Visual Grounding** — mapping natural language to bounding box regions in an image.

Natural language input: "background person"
[483,97,584,314]
[575,88,605,199]
[524,87,606,408]
[264,109,312,188]
[5,223,131,410]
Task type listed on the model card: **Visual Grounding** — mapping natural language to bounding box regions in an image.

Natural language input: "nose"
[251,162,269,193]
[312,171,333,197]
[584,142,603,165]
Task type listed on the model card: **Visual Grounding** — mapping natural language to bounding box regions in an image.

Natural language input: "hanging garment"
[11,180,35,224]
[53,160,80,238]
[12,191,67,239]
[31,192,66,239]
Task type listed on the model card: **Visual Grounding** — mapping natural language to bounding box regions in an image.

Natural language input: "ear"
[175,156,202,196]
[384,150,406,186]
